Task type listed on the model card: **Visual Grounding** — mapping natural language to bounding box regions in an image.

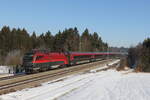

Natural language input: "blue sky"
[0,0,150,47]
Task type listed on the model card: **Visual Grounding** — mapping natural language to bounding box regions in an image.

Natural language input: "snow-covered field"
[0,60,150,100]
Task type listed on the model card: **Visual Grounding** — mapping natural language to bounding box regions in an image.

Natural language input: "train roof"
[26,49,126,55]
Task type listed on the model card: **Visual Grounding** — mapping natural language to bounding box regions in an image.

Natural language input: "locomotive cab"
[23,52,35,73]
[22,50,69,74]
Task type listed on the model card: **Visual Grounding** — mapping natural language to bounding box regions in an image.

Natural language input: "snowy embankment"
[0,66,13,78]
[0,66,10,74]
[1,60,150,100]
[0,66,14,75]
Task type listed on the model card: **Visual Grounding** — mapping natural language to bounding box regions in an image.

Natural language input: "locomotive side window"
[23,53,34,62]
[74,55,91,59]
[36,56,44,60]
[23,56,33,62]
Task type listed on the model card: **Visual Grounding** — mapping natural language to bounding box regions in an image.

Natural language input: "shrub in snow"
[117,58,129,71]
[4,50,23,65]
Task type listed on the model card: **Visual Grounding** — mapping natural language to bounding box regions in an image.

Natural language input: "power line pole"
[107,45,109,59]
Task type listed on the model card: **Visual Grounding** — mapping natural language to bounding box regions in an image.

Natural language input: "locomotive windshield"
[23,52,34,62]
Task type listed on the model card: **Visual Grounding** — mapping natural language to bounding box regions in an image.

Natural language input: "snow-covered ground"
[0,60,150,100]
[0,66,14,74]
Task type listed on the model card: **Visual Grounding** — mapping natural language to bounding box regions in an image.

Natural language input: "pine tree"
[141,38,150,72]
[81,28,91,52]
[44,31,54,50]
[63,28,80,51]
[53,31,63,51]
[91,32,99,51]
[37,33,46,49]
[31,32,37,49]
[0,26,11,54]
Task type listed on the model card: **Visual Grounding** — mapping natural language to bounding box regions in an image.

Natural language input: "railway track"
[0,59,119,95]
[0,74,26,81]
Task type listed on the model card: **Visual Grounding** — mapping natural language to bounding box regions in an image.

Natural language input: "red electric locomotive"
[22,49,118,73]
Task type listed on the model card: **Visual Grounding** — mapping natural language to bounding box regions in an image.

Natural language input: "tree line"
[127,38,150,72]
[0,26,108,65]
